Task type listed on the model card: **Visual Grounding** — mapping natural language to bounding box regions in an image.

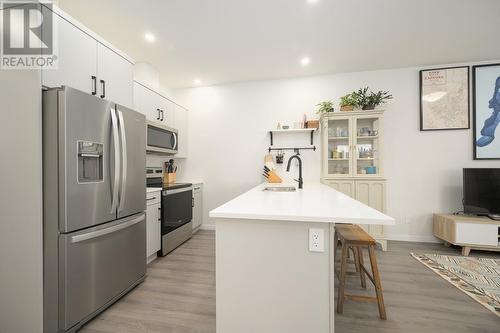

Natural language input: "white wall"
[0,70,44,332]
[173,61,500,242]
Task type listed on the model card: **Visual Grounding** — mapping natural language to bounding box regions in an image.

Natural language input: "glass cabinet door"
[354,115,381,177]
[325,117,352,177]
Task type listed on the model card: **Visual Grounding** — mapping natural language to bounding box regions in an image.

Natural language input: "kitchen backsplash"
[146,154,186,179]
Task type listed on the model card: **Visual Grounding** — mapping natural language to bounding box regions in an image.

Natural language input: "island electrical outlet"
[309,228,324,252]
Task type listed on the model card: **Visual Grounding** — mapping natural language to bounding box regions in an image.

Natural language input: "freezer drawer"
[59,213,146,331]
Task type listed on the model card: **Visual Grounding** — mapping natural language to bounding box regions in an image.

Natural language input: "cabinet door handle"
[100,79,106,98]
[91,76,97,95]
[160,109,164,121]
[146,197,156,201]
[156,108,161,120]
[158,206,161,221]
[192,197,194,208]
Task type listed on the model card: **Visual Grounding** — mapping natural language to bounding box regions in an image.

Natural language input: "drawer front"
[146,191,161,205]
[455,222,498,246]
[59,214,146,330]
[193,183,203,194]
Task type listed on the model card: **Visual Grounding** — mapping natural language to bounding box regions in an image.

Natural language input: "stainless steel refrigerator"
[42,86,146,333]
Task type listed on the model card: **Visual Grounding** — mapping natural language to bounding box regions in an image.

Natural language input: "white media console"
[433,213,500,256]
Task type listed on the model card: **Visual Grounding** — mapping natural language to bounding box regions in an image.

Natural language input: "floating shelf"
[269,128,317,146]
[268,146,316,153]
[328,158,349,161]
[271,128,317,133]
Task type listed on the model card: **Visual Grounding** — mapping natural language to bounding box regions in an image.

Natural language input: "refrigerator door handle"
[117,109,127,212]
[70,214,145,243]
[110,107,120,213]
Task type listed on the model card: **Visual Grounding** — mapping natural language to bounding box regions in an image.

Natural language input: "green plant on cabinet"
[316,100,335,114]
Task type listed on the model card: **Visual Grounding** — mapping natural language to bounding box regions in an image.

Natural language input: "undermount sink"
[263,186,296,192]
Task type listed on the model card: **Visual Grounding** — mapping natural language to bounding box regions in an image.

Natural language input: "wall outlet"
[309,228,324,252]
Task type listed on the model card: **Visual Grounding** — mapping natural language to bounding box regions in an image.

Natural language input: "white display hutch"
[321,110,388,250]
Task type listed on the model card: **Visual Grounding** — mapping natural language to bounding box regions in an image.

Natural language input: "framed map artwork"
[420,66,470,131]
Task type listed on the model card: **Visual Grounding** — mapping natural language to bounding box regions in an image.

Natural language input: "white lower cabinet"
[325,180,355,197]
[146,191,161,263]
[192,184,203,230]
[323,179,387,250]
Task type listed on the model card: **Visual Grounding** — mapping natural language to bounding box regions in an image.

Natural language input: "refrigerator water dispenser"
[78,141,103,183]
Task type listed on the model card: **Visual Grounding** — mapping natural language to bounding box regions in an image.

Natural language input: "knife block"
[266,170,282,183]
[164,172,176,184]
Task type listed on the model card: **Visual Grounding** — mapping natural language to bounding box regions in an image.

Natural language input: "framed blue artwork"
[473,63,500,160]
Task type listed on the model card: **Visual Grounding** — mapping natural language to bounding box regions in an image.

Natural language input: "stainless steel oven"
[160,184,193,256]
[146,121,178,154]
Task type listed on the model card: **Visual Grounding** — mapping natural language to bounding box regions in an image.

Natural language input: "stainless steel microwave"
[146,121,178,154]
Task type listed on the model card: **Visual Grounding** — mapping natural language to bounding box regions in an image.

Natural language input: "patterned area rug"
[411,253,500,317]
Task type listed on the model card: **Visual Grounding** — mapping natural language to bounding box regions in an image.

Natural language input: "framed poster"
[420,66,470,131]
[473,63,500,160]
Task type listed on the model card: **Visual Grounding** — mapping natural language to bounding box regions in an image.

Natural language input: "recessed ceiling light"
[307,0,320,4]
[300,57,310,66]
[144,32,156,43]
[194,79,202,84]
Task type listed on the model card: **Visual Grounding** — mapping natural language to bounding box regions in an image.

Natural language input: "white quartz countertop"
[210,182,395,225]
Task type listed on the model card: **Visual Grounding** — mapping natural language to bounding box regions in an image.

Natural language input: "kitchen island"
[210,182,394,333]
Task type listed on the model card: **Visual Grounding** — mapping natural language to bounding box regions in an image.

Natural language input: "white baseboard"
[386,234,440,243]
[199,224,216,231]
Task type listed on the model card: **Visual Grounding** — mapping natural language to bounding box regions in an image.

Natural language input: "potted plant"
[352,87,393,110]
[339,93,357,111]
[316,100,335,114]
[363,90,393,110]
[351,87,369,110]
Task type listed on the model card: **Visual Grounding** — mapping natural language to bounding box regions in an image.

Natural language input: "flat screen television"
[463,168,500,216]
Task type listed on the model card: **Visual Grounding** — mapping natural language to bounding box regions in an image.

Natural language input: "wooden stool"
[334,224,387,320]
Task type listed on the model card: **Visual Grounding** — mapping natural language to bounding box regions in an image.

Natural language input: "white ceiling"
[58,0,500,88]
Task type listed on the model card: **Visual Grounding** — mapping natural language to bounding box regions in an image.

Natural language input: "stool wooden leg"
[352,246,360,274]
[368,245,387,320]
[337,243,348,314]
[356,246,366,288]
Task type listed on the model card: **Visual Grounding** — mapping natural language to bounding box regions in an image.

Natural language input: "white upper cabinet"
[42,8,97,94]
[42,6,134,108]
[174,104,189,158]
[133,82,162,123]
[97,44,134,109]
[160,99,174,127]
[133,81,189,158]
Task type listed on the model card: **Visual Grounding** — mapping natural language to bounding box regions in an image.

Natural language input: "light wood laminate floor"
[81,230,499,333]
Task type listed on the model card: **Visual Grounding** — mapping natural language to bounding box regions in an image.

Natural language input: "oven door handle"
[162,187,192,196]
